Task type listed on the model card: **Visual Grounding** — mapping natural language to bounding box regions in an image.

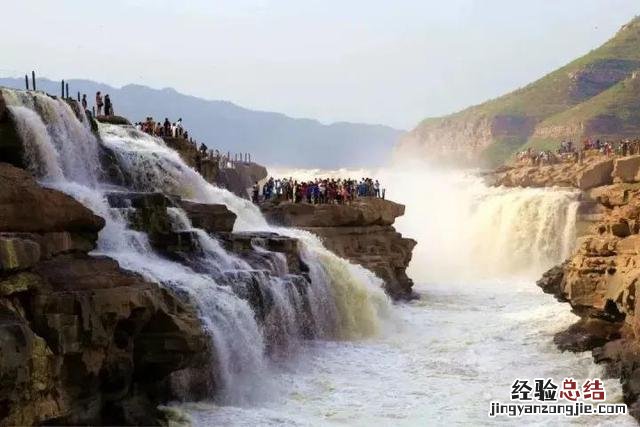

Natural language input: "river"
[2,88,633,425]
[177,166,635,426]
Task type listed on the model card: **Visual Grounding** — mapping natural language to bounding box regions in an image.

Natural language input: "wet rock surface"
[0,164,105,233]
[261,198,417,299]
[180,200,236,233]
[0,163,208,426]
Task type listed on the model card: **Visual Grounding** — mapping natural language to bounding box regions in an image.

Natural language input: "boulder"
[576,158,614,190]
[613,155,640,183]
[95,115,131,125]
[0,91,25,168]
[262,198,405,228]
[0,253,209,426]
[180,201,236,233]
[0,163,104,233]
[218,231,305,275]
[0,236,41,271]
[536,264,566,299]
[554,318,623,352]
[106,191,171,209]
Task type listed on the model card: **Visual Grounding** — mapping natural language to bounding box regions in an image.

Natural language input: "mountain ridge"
[0,77,404,169]
[396,15,640,167]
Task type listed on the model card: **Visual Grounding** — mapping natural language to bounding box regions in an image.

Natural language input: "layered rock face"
[489,155,616,190]
[516,156,640,417]
[0,91,26,168]
[0,161,322,426]
[261,198,417,299]
[0,163,208,425]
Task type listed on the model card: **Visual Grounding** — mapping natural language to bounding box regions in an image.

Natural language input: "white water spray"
[2,88,391,405]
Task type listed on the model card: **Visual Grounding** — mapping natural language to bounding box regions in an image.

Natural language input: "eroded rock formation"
[496,155,640,417]
[488,155,616,190]
[261,198,417,299]
[0,163,208,425]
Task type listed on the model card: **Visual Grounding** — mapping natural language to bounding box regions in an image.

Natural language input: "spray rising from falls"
[3,89,391,404]
[98,123,391,338]
[374,165,580,284]
[279,165,580,284]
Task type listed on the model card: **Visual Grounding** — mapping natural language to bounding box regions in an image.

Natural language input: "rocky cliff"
[0,87,415,426]
[396,17,640,167]
[0,163,209,425]
[493,154,640,417]
[261,198,417,299]
[488,154,616,190]
[0,160,326,425]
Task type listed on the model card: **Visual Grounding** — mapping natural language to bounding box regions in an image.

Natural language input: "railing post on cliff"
[31,71,36,91]
[61,80,65,98]
[77,91,80,102]
[25,74,29,90]
[65,83,69,99]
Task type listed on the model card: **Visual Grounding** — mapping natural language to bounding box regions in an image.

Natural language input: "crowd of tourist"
[135,117,189,139]
[515,138,640,166]
[253,177,383,204]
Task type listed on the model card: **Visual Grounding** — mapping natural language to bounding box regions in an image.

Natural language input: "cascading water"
[373,166,581,283]
[97,123,392,340]
[2,88,391,407]
[5,87,633,425]
[239,165,633,426]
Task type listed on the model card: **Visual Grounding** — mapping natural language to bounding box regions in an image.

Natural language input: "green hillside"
[540,73,640,131]
[405,16,640,167]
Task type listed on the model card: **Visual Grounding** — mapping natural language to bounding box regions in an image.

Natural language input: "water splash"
[1,88,391,405]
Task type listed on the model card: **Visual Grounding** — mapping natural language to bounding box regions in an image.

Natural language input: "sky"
[1,0,639,129]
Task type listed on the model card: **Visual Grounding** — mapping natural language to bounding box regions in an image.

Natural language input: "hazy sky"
[1,1,638,129]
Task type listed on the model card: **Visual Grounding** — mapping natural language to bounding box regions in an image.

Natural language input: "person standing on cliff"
[95,92,103,116]
[104,94,112,116]
[252,182,260,204]
[81,94,88,111]
[177,118,183,137]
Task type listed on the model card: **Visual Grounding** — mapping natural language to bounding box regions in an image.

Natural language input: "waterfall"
[97,122,391,339]
[1,88,391,404]
[376,166,580,284]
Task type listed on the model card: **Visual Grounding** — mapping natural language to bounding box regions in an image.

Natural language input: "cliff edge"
[0,163,209,425]
[490,154,640,417]
[261,198,417,299]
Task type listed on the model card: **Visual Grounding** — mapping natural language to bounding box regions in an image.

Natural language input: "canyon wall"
[261,198,417,299]
[490,155,640,417]
[0,163,209,425]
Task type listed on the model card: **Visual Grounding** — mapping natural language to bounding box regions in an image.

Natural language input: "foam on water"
[4,87,633,424]
[1,89,392,406]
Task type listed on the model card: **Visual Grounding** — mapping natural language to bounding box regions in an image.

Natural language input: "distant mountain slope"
[0,78,403,169]
[396,16,640,167]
